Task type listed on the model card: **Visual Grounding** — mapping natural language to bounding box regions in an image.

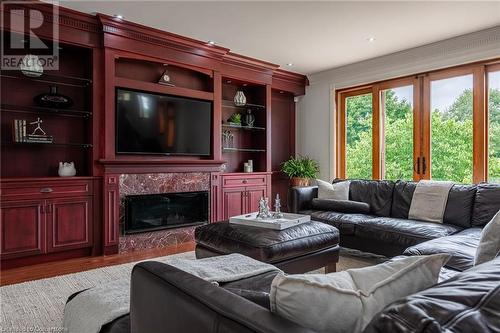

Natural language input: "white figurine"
[30,117,46,136]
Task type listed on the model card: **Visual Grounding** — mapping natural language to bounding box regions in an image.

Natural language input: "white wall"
[297,26,500,181]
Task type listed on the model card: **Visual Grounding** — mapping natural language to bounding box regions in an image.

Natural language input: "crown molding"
[98,14,229,62]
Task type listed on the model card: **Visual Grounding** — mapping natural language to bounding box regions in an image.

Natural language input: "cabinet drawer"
[1,179,93,200]
[222,175,267,187]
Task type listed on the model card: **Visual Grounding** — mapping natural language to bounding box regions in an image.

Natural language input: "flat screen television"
[116,88,212,156]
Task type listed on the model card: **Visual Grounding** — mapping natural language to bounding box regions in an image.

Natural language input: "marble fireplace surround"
[118,172,210,253]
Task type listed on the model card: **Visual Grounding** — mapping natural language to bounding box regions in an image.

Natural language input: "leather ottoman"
[195,221,340,273]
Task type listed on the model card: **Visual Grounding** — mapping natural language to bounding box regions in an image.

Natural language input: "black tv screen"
[116,88,212,156]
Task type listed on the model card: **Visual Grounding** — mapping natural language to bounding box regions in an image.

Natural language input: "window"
[429,74,473,183]
[345,92,372,179]
[381,85,414,180]
[488,70,500,183]
[336,60,500,183]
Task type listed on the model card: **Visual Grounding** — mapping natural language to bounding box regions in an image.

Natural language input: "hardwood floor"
[0,241,195,286]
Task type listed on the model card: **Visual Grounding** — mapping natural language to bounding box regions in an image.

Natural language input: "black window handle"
[422,157,427,175]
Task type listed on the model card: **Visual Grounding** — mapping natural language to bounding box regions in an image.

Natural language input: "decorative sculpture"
[273,194,284,219]
[257,197,272,219]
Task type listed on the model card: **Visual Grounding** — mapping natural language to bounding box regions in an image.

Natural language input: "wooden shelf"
[222,124,265,131]
[222,100,266,110]
[115,77,214,101]
[1,104,92,118]
[2,141,93,148]
[1,71,92,88]
[222,147,266,153]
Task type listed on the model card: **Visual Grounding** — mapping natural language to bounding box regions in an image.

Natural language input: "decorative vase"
[58,162,76,177]
[34,86,73,109]
[243,109,255,127]
[290,177,310,187]
[233,90,247,107]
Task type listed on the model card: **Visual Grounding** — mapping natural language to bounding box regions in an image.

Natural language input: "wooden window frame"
[486,63,500,182]
[336,87,372,179]
[336,58,500,183]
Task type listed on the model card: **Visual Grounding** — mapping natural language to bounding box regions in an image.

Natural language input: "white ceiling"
[59,1,500,74]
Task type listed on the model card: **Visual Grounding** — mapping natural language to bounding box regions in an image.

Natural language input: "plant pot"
[290,177,310,187]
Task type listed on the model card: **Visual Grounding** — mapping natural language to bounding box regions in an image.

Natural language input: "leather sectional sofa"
[122,255,500,333]
[99,179,500,332]
[289,180,500,260]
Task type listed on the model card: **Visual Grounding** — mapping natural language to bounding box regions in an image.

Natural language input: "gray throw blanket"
[408,180,454,223]
[63,254,281,333]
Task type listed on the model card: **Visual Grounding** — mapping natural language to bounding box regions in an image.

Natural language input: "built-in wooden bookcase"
[221,78,268,173]
[0,34,93,178]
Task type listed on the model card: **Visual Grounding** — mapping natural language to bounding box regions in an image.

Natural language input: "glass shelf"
[222,147,266,153]
[2,141,93,148]
[222,100,266,110]
[1,70,92,88]
[222,124,266,131]
[1,104,92,118]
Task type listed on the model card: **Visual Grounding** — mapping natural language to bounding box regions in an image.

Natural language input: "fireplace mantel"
[99,159,225,174]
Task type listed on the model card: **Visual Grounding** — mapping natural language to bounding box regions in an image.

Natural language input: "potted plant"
[228,113,242,126]
[281,156,319,187]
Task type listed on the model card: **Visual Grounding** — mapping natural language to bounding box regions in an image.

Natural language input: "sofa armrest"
[288,186,318,213]
[130,261,314,333]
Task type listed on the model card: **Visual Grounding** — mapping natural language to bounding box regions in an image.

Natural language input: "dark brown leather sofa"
[98,179,500,333]
[119,255,500,333]
[289,180,500,258]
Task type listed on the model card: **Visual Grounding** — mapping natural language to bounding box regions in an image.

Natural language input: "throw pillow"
[270,254,450,333]
[311,198,370,214]
[475,210,500,265]
[316,179,349,200]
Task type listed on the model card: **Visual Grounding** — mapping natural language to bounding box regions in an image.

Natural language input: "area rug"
[0,250,380,332]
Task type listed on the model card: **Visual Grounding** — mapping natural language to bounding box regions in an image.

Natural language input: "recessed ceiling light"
[207,40,216,46]
[114,14,123,19]
[367,37,376,43]
[286,63,293,67]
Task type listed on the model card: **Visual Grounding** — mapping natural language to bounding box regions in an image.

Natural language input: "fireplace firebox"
[124,191,209,234]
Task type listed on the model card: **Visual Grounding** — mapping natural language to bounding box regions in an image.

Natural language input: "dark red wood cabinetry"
[1,200,45,259]
[46,196,92,252]
[0,3,307,267]
[0,178,95,264]
[221,173,270,220]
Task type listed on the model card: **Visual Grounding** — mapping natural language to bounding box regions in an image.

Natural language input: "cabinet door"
[0,200,46,259]
[246,186,267,214]
[47,196,92,252]
[222,187,246,220]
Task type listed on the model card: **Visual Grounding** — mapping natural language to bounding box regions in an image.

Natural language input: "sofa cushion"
[390,181,416,219]
[310,211,376,235]
[194,221,339,263]
[270,254,449,333]
[391,181,476,228]
[349,180,395,217]
[364,256,500,333]
[403,227,482,272]
[354,217,462,248]
[472,183,500,227]
[317,179,350,200]
[311,199,370,214]
[475,211,500,265]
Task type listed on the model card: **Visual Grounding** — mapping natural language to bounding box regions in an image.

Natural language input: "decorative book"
[229,212,310,230]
